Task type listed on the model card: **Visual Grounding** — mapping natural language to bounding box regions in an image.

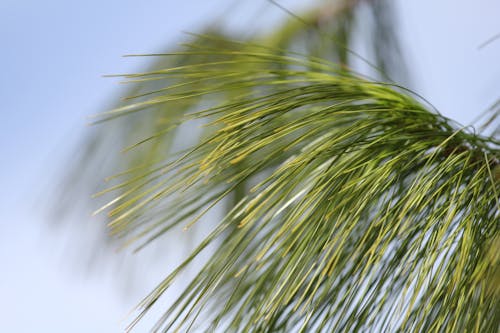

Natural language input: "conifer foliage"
[72,1,499,331]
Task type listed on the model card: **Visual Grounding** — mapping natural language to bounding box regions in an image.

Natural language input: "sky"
[0,0,499,332]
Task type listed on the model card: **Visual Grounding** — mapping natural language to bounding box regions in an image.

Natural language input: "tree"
[67,1,499,331]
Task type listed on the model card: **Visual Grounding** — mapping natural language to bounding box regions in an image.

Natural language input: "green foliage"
[90,38,499,332]
[69,1,499,332]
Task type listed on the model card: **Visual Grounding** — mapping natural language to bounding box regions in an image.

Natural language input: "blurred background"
[0,0,499,332]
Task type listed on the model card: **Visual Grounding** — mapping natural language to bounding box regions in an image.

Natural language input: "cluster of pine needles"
[91,36,499,332]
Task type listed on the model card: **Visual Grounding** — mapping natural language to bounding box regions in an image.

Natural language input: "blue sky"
[0,0,499,332]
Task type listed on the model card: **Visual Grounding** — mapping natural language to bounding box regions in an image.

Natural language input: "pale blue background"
[0,0,499,332]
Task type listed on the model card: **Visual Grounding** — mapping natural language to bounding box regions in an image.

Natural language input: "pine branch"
[90,40,499,332]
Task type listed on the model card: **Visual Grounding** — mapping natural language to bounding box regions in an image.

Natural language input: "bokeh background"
[1,0,499,331]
